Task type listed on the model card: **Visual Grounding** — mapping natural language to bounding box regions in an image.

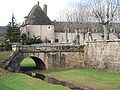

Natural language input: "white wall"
[92,33,118,41]
[92,33,103,41]
[109,33,118,40]
[54,32,85,45]
[20,25,118,44]
[55,32,118,44]
[20,25,54,42]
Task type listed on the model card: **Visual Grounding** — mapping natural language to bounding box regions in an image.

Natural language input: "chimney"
[43,4,47,15]
[24,16,28,23]
[37,1,39,5]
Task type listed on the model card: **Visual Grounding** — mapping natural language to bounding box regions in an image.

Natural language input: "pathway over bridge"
[3,44,84,72]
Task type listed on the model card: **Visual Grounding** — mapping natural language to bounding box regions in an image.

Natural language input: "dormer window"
[111,28,116,33]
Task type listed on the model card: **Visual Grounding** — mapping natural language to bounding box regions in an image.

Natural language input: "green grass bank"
[0,68,69,90]
[0,51,12,61]
[18,55,120,90]
[0,51,69,90]
[39,68,120,90]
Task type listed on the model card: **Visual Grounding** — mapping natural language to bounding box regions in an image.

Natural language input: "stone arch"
[30,56,46,70]
[20,56,46,70]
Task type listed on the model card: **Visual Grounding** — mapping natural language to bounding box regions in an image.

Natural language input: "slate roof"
[23,3,52,25]
[54,21,120,33]
[54,22,72,32]
[54,21,103,33]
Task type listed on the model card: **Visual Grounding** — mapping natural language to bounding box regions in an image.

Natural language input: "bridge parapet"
[15,45,84,53]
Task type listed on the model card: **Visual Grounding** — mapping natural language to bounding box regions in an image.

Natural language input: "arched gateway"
[3,44,84,72]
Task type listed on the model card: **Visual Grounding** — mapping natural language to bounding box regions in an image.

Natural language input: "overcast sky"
[0,0,82,26]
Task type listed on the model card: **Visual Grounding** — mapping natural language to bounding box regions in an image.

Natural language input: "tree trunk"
[103,24,109,40]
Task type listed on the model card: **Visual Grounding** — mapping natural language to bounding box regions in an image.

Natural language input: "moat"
[21,67,96,90]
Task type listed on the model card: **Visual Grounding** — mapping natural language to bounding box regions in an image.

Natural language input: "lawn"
[17,57,120,90]
[0,51,12,61]
[0,68,69,90]
[20,58,36,67]
[39,68,120,90]
[0,52,70,90]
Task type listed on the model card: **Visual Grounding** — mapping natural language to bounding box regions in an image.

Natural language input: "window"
[55,39,59,43]
[48,26,51,30]
[92,28,97,33]
[111,28,115,33]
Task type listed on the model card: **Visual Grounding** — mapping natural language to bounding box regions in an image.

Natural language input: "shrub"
[24,37,43,45]
[0,40,12,51]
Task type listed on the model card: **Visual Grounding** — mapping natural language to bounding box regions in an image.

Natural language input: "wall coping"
[86,39,120,43]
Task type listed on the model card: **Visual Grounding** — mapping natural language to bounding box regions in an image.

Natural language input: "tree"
[22,35,43,45]
[57,3,92,42]
[20,33,27,45]
[58,3,91,28]
[5,14,20,43]
[89,0,120,40]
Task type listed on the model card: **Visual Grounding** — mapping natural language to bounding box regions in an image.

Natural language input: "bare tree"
[57,3,92,28]
[89,0,120,40]
[57,3,92,43]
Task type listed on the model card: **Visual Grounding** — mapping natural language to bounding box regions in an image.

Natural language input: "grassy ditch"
[39,68,120,90]
[0,68,70,90]
[0,52,69,90]
[17,56,120,90]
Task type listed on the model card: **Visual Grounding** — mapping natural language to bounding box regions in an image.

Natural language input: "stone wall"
[46,52,84,70]
[6,42,120,73]
[5,45,84,72]
[84,40,120,73]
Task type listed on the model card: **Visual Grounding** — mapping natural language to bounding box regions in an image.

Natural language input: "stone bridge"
[4,44,84,72]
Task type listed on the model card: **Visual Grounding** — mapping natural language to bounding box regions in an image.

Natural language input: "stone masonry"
[84,40,120,73]
[3,41,120,73]
[4,45,84,72]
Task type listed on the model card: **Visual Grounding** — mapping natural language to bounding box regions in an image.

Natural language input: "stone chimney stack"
[43,4,47,15]
[24,16,28,23]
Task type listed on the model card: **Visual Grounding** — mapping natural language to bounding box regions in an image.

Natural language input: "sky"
[0,0,81,26]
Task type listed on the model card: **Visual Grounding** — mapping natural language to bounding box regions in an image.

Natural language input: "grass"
[0,52,70,90]
[38,68,120,90]
[0,68,70,90]
[0,51,12,60]
[20,58,36,67]
[18,57,120,90]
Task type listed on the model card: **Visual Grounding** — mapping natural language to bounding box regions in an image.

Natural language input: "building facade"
[20,3,120,45]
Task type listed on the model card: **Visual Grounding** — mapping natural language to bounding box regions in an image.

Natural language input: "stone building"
[20,2,120,45]
[20,2,54,43]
